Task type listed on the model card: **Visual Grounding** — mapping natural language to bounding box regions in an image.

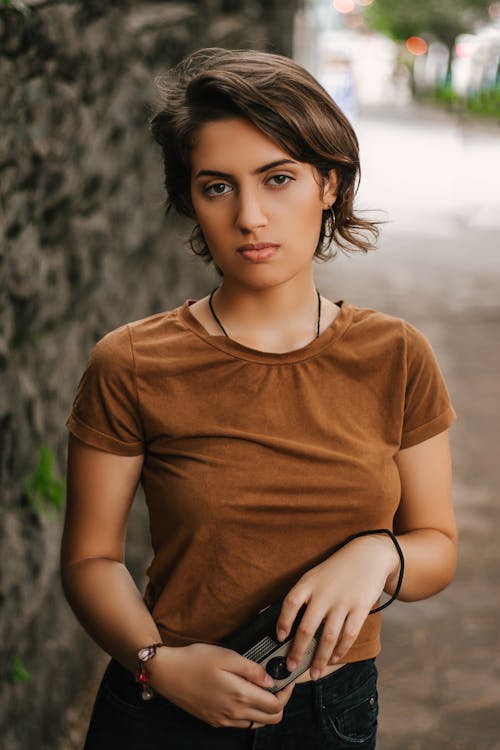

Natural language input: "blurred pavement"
[316,104,500,749]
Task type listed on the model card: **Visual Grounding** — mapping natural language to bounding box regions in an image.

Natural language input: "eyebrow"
[194,159,298,180]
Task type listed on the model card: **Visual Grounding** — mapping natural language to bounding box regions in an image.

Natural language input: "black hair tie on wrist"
[337,528,405,614]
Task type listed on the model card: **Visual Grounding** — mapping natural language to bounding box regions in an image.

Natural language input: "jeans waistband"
[103,655,376,710]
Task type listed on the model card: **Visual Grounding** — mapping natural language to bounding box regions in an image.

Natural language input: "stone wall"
[0,2,299,747]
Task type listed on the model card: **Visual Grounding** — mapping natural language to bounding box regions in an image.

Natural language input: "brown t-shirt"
[66,299,456,662]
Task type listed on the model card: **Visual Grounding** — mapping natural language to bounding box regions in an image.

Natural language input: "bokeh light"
[488,2,500,19]
[405,36,428,56]
[455,40,473,59]
[333,0,356,14]
[356,0,375,6]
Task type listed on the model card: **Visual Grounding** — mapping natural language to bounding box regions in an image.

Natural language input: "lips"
[236,243,280,262]
[237,243,279,252]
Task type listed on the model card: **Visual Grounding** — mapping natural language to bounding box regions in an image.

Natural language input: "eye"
[204,182,232,197]
[267,174,293,187]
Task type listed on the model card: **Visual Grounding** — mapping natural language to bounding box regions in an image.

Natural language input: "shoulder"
[342,304,441,374]
[88,304,204,383]
[346,303,401,329]
[345,303,407,349]
[347,303,430,345]
[91,307,181,362]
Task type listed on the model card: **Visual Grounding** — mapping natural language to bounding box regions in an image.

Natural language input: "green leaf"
[24,445,66,515]
[11,656,32,682]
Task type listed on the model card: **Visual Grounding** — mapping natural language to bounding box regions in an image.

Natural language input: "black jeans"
[83,656,378,750]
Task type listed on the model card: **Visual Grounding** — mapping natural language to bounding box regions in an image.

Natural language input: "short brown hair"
[150,48,380,267]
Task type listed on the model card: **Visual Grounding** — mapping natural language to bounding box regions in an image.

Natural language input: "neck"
[209,277,322,350]
[215,279,318,328]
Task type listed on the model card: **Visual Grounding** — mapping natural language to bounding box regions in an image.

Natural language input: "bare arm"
[387,428,457,600]
[61,433,294,728]
[352,428,458,604]
[60,434,160,673]
[277,430,458,673]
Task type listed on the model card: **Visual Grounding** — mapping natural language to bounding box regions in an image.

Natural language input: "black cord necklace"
[208,287,322,339]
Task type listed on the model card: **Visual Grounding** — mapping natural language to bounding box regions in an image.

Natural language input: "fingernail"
[310,668,320,680]
[331,654,340,664]
[287,659,297,671]
[264,674,274,687]
[277,628,287,642]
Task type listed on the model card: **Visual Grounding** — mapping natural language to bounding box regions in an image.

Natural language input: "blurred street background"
[301,4,500,746]
[1,1,499,748]
[319,109,500,749]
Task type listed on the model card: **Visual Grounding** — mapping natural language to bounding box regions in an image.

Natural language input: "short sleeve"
[400,322,456,449]
[66,325,145,456]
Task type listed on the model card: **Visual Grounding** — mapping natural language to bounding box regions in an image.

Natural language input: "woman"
[61,48,457,749]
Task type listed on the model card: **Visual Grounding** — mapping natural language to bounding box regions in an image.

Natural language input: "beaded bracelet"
[135,642,167,700]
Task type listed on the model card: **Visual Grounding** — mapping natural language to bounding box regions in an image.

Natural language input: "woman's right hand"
[146,642,296,729]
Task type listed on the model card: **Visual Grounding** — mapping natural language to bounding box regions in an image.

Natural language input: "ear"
[321,170,338,209]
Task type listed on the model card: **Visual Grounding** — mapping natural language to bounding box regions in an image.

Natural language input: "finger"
[330,609,367,662]
[231,706,283,729]
[228,670,287,715]
[309,613,344,678]
[226,651,275,691]
[242,681,295,728]
[275,680,296,706]
[285,607,324,672]
[227,678,296,729]
[245,687,285,717]
[275,590,308,643]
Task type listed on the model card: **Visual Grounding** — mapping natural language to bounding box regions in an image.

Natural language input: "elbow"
[438,543,458,594]
[60,555,124,596]
[59,551,73,600]
[438,528,459,592]
[397,529,458,602]
[398,566,457,603]
[59,558,81,604]
[432,528,458,595]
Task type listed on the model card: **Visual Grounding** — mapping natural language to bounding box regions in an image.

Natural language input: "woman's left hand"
[276,535,400,679]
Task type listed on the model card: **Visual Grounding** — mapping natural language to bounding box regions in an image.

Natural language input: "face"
[190,118,337,289]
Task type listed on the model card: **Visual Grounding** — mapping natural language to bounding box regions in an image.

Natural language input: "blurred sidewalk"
[316,104,500,749]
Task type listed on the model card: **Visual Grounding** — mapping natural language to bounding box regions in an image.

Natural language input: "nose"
[234,188,268,234]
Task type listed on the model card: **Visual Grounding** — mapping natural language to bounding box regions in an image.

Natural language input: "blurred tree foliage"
[1,0,30,13]
[365,0,490,51]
